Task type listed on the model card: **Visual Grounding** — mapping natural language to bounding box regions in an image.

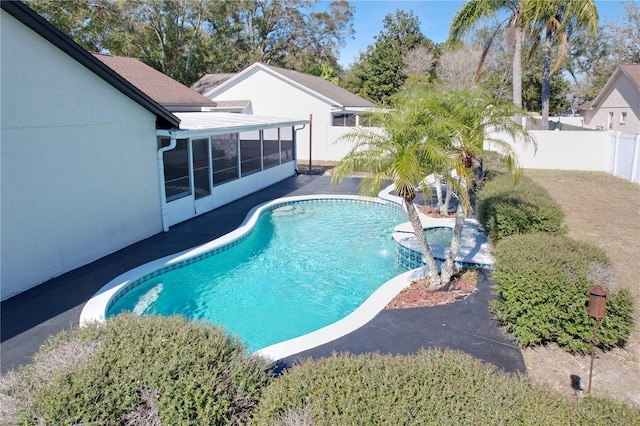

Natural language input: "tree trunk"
[440,203,466,286]
[403,198,441,286]
[441,181,453,216]
[434,175,443,209]
[541,30,552,130]
[513,25,523,123]
[184,1,204,84]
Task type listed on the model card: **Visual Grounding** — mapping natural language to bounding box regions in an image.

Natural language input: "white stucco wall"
[582,73,640,134]
[1,11,163,300]
[208,68,353,162]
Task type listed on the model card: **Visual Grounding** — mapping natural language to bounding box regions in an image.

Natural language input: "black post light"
[587,285,608,394]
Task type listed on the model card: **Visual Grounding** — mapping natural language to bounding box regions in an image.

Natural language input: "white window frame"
[620,111,627,124]
[607,111,614,129]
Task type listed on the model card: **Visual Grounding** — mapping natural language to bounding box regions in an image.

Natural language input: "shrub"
[251,350,639,425]
[1,315,272,425]
[492,233,634,354]
[476,174,566,241]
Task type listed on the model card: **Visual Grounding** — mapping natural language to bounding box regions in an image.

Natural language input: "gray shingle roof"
[191,73,236,95]
[621,64,640,88]
[264,64,375,108]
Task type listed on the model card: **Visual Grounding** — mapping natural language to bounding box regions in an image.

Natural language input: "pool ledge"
[255,266,428,360]
[392,219,494,270]
[79,194,397,330]
[80,190,489,362]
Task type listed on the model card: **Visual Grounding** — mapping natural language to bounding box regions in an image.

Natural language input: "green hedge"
[492,233,634,354]
[2,315,272,425]
[3,317,638,425]
[476,174,566,241]
[251,350,639,425]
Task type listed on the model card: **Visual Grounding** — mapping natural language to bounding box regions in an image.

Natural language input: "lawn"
[524,169,639,407]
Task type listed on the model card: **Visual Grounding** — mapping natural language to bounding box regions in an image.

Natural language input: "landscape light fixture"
[587,285,608,394]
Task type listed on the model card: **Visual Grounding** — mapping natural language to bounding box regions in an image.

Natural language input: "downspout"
[157,129,177,232]
[293,123,307,174]
[308,113,313,173]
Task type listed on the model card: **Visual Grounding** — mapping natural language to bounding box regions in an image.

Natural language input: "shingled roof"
[621,63,640,87]
[265,64,375,108]
[94,53,215,111]
[190,73,236,96]
[579,63,640,110]
[192,63,376,109]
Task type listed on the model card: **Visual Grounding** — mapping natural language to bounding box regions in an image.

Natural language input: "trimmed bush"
[251,350,639,425]
[476,174,566,241]
[493,233,634,354]
[1,315,272,425]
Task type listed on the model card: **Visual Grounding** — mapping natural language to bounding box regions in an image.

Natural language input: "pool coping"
[256,267,427,359]
[80,193,424,360]
[79,187,492,362]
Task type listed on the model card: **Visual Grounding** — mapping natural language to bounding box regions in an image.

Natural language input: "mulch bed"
[386,273,477,309]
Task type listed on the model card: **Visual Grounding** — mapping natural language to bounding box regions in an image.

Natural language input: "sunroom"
[157,112,308,230]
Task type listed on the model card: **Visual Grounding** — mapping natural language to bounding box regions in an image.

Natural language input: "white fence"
[611,132,640,184]
[488,130,640,185]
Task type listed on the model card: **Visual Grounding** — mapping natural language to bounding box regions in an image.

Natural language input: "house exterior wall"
[582,73,640,134]
[1,11,162,300]
[207,68,352,162]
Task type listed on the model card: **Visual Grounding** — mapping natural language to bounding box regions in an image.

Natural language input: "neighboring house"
[192,63,378,162]
[1,1,306,300]
[579,64,640,134]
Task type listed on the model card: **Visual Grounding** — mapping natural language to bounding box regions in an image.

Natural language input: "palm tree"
[403,86,535,285]
[330,101,456,286]
[332,87,534,288]
[524,0,598,129]
[447,0,526,114]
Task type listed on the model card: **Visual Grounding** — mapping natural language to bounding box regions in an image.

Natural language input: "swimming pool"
[81,187,497,359]
[105,198,407,352]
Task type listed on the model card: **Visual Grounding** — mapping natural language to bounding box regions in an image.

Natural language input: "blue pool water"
[107,200,450,352]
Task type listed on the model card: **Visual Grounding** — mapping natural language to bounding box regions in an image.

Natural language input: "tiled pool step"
[378,184,494,270]
[393,218,494,270]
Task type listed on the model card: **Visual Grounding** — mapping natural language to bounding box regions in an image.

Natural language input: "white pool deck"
[379,185,494,268]
[392,218,494,268]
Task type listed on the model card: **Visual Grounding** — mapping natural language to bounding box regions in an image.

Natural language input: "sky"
[324,0,633,68]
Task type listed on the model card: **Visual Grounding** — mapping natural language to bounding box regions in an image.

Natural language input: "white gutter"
[157,129,177,232]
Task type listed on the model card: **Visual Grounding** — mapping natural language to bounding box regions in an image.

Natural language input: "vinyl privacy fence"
[487,130,640,185]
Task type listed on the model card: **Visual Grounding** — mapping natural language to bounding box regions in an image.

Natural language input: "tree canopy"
[343,10,434,107]
[446,0,595,125]
[566,1,640,101]
[29,0,355,85]
[332,86,532,287]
